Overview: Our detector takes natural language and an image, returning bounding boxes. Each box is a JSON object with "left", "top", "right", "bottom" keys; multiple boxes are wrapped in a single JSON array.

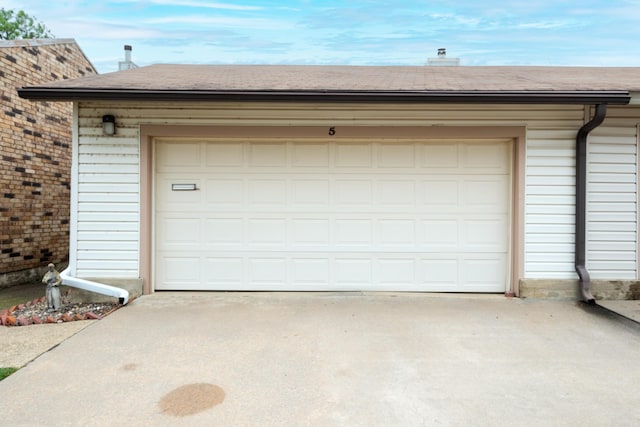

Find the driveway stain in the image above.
[
  {"left": 121, "top": 363, "right": 138, "bottom": 371},
  {"left": 159, "top": 383, "right": 225, "bottom": 416}
]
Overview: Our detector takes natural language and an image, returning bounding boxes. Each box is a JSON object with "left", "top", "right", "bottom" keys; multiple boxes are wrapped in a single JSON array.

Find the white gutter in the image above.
[{"left": 61, "top": 267, "right": 130, "bottom": 305}]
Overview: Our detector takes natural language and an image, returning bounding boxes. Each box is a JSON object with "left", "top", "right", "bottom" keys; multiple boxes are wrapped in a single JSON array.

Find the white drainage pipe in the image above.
[{"left": 61, "top": 267, "right": 129, "bottom": 305}]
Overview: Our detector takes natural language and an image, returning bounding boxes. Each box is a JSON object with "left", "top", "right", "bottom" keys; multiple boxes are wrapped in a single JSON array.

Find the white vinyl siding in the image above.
[
  {"left": 587, "top": 107, "right": 638, "bottom": 279},
  {"left": 524, "top": 109, "right": 639, "bottom": 280},
  {"left": 524, "top": 130, "right": 577, "bottom": 278},
  {"left": 75, "top": 128, "right": 140, "bottom": 278}
]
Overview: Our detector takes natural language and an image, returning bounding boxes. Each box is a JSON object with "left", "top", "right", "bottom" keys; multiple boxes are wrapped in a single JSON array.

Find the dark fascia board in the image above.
[{"left": 17, "top": 88, "right": 632, "bottom": 104}]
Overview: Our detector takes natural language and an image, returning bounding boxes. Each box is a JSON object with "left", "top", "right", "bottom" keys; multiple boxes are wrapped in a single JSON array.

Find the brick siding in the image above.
[{"left": 0, "top": 40, "right": 96, "bottom": 279}]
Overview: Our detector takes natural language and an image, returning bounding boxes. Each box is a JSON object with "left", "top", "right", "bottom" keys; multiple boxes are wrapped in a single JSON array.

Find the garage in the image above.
[{"left": 154, "top": 137, "right": 511, "bottom": 292}]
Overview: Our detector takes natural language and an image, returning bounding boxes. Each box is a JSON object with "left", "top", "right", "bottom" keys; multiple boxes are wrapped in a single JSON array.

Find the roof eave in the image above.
[
  {"left": 17, "top": 88, "right": 632, "bottom": 105},
  {"left": 628, "top": 91, "right": 640, "bottom": 105}
]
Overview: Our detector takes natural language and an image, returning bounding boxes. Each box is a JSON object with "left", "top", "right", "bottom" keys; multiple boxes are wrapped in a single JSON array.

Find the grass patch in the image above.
[{"left": 0, "top": 367, "right": 19, "bottom": 381}]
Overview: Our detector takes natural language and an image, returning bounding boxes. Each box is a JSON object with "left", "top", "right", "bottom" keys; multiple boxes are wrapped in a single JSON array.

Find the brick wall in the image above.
[{"left": 0, "top": 39, "right": 96, "bottom": 284}]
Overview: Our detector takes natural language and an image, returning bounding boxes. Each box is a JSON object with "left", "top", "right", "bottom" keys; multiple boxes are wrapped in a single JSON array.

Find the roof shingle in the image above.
[
  {"left": 18, "top": 64, "right": 640, "bottom": 104},
  {"left": 20, "top": 64, "right": 640, "bottom": 91}
]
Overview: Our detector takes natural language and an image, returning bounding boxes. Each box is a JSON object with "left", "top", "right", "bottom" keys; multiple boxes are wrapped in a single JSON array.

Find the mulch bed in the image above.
[{"left": 0, "top": 290, "right": 119, "bottom": 326}]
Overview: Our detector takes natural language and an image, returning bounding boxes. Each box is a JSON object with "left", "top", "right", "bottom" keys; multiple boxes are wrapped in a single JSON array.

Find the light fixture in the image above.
[{"left": 102, "top": 114, "right": 115, "bottom": 135}]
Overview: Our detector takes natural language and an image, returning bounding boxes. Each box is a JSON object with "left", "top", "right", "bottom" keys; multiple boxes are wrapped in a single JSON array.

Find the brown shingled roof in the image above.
[{"left": 18, "top": 64, "right": 640, "bottom": 104}]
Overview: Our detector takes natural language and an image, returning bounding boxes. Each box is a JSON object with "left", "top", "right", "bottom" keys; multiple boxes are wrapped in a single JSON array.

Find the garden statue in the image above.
[{"left": 42, "top": 263, "right": 62, "bottom": 311}]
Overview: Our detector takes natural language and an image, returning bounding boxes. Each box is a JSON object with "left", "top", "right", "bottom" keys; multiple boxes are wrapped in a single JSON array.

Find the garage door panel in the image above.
[
  {"left": 463, "top": 177, "right": 509, "bottom": 210},
  {"left": 158, "top": 217, "right": 201, "bottom": 246},
  {"left": 335, "top": 258, "right": 373, "bottom": 285},
  {"left": 379, "top": 143, "right": 416, "bottom": 168},
  {"left": 248, "top": 258, "right": 287, "bottom": 285},
  {"left": 205, "top": 143, "right": 244, "bottom": 167},
  {"left": 378, "top": 220, "right": 416, "bottom": 247},
  {"left": 377, "top": 259, "right": 416, "bottom": 284},
  {"left": 205, "top": 257, "right": 244, "bottom": 286},
  {"left": 249, "top": 142, "right": 287, "bottom": 167},
  {"left": 293, "top": 179, "right": 330, "bottom": 205},
  {"left": 248, "top": 180, "right": 287, "bottom": 205},
  {"left": 293, "top": 143, "right": 330, "bottom": 167},
  {"left": 377, "top": 180, "right": 416, "bottom": 206},
  {"left": 160, "top": 256, "right": 201, "bottom": 286},
  {"left": 206, "top": 179, "right": 244, "bottom": 205},
  {"left": 292, "top": 219, "right": 330, "bottom": 246},
  {"left": 205, "top": 219, "right": 243, "bottom": 246},
  {"left": 335, "top": 142, "right": 373, "bottom": 167},
  {"left": 335, "top": 179, "right": 373, "bottom": 205},
  {"left": 155, "top": 139, "right": 510, "bottom": 292},
  {"left": 157, "top": 142, "right": 201, "bottom": 169},
  {"left": 421, "top": 258, "right": 459, "bottom": 288},
  {"left": 421, "top": 219, "right": 459, "bottom": 251},
  {"left": 293, "top": 258, "right": 329, "bottom": 285},
  {"left": 156, "top": 177, "right": 203, "bottom": 208},
  {"left": 463, "top": 218, "right": 509, "bottom": 251},
  {"left": 422, "top": 144, "right": 459, "bottom": 168},
  {"left": 422, "top": 179, "right": 459, "bottom": 208},
  {"left": 335, "top": 219, "right": 373, "bottom": 246},
  {"left": 156, "top": 252, "right": 507, "bottom": 291},
  {"left": 461, "top": 256, "right": 507, "bottom": 290},
  {"left": 462, "top": 142, "right": 510, "bottom": 171},
  {"left": 248, "top": 219, "right": 287, "bottom": 247}
]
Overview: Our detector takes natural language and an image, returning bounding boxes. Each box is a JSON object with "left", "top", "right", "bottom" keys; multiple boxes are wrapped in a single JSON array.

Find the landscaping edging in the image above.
[{"left": 0, "top": 293, "right": 119, "bottom": 326}]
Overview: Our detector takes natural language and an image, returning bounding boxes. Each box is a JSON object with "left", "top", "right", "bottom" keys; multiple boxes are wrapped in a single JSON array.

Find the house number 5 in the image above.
[{"left": 328, "top": 127, "right": 336, "bottom": 136}]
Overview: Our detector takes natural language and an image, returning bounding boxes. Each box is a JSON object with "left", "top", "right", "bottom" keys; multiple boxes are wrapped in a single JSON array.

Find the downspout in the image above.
[
  {"left": 575, "top": 104, "right": 607, "bottom": 304},
  {"left": 61, "top": 267, "right": 130, "bottom": 305}
]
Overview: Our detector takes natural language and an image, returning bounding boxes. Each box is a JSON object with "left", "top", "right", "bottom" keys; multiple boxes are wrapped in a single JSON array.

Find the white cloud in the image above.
[
  {"left": 145, "top": 0, "right": 263, "bottom": 11},
  {"left": 427, "top": 13, "right": 482, "bottom": 27},
  {"left": 40, "top": 14, "right": 164, "bottom": 41},
  {"left": 143, "top": 14, "right": 295, "bottom": 30},
  {"left": 515, "top": 21, "right": 571, "bottom": 29}
]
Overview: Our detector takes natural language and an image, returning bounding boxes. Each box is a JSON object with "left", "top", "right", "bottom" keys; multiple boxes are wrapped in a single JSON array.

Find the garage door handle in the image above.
[{"left": 171, "top": 184, "right": 198, "bottom": 191}]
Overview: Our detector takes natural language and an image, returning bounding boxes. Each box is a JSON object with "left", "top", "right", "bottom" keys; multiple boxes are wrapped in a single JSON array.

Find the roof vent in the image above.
[
  {"left": 118, "top": 45, "right": 138, "bottom": 71},
  {"left": 427, "top": 48, "right": 460, "bottom": 66}
]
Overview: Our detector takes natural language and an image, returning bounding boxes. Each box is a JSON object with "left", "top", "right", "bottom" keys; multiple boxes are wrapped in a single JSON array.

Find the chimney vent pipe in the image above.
[{"left": 119, "top": 45, "right": 138, "bottom": 70}]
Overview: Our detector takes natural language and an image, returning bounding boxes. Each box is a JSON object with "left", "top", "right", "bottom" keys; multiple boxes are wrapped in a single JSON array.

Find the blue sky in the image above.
[{"left": 8, "top": 0, "right": 640, "bottom": 73}]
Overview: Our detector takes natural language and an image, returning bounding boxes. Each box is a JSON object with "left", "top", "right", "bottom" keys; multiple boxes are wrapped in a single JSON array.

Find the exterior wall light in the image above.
[{"left": 102, "top": 114, "right": 116, "bottom": 135}]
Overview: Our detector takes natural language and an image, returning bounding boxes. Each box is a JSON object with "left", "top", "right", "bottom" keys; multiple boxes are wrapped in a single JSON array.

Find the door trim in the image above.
[{"left": 140, "top": 125, "right": 526, "bottom": 295}]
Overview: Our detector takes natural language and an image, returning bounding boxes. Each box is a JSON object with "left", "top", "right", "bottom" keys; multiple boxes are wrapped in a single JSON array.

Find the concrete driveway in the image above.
[{"left": 1, "top": 292, "right": 639, "bottom": 426}]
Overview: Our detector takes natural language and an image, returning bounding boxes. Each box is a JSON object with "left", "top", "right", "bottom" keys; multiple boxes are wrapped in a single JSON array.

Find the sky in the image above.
[{"left": 6, "top": 0, "right": 640, "bottom": 73}]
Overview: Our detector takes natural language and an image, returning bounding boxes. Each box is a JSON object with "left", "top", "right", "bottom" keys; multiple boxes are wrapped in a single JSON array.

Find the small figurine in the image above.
[{"left": 42, "top": 263, "right": 62, "bottom": 311}]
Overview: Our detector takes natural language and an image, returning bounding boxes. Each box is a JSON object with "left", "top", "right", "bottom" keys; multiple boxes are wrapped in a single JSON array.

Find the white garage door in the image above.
[{"left": 155, "top": 138, "right": 510, "bottom": 292}]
